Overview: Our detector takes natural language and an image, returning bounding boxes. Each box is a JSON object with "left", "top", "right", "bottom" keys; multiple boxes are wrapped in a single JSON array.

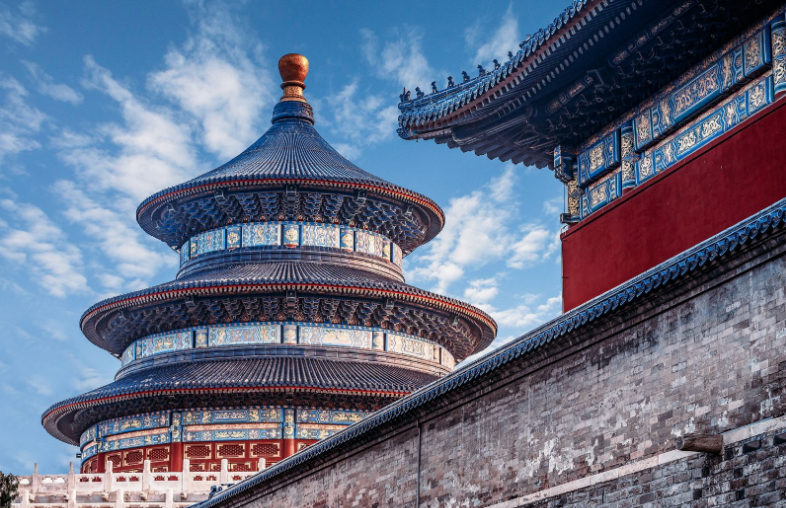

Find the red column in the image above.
[{"left": 170, "top": 442, "right": 183, "bottom": 471}]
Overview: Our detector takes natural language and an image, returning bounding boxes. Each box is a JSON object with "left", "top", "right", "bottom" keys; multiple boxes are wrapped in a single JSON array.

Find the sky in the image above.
[{"left": 0, "top": 0, "right": 568, "bottom": 473}]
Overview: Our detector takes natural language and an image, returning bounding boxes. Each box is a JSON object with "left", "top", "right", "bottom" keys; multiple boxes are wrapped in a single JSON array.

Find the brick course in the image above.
[{"left": 210, "top": 221, "right": 786, "bottom": 507}]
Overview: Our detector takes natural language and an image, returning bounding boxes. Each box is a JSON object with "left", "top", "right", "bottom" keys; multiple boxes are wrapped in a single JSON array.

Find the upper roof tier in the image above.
[
  {"left": 137, "top": 54, "right": 444, "bottom": 254},
  {"left": 396, "top": 0, "right": 781, "bottom": 167}
]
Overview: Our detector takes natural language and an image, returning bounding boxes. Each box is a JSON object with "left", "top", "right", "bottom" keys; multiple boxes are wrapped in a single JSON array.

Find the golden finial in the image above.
[{"left": 278, "top": 53, "right": 309, "bottom": 103}]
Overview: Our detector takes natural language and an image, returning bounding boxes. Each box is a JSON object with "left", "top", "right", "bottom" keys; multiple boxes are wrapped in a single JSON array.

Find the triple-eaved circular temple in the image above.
[{"left": 42, "top": 54, "right": 496, "bottom": 474}]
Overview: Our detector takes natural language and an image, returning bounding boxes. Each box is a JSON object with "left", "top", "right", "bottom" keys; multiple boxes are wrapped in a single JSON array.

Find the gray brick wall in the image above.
[{"left": 222, "top": 234, "right": 786, "bottom": 507}]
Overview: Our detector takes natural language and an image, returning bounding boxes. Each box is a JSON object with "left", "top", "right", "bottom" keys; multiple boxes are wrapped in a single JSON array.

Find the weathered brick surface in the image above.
[{"left": 229, "top": 244, "right": 786, "bottom": 507}]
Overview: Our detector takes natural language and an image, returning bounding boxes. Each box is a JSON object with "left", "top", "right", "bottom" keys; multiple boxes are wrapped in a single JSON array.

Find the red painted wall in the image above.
[
  {"left": 81, "top": 439, "right": 318, "bottom": 473},
  {"left": 562, "top": 97, "right": 786, "bottom": 311}
]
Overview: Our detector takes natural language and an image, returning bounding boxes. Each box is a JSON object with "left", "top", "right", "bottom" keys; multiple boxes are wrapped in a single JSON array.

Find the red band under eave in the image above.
[
  {"left": 80, "top": 282, "right": 498, "bottom": 335},
  {"left": 137, "top": 177, "right": 445, "bottom": 227},
  {"left": 42, "top": 385, "right": 410, "bottom": 426}
]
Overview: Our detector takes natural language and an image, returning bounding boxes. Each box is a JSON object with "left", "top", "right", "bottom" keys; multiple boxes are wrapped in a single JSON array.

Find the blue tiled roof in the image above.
[
  {"left": 42, "top": 357, "right": 439, "bottom": 444},
  {"left": 397, "top": 0, "right": 592, "bottom": 130},
  {"left": 190, "top": 197, "right": 786, "bottom": 508},
  {"left": 79, "top": 262, "right": 497, "bottom": 359},
  {"left": 137, "top": 101, "right": 444, "bottom": 247}
]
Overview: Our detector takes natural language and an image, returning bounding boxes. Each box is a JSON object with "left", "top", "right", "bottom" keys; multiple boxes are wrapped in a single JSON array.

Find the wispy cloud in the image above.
[
  {"left": 148, "top": 1, "right": 275, "bottom": 159},
  {"left": 0, "top": 199, "right": 89, "bottom": 297},
  {"left": 57, "top": 56, "right": 198, "bottom": 204},
  {"left": 54, "top": 180, "right": 174, "bottom": 293},
  {"left": 0, "top": 1, "right": 45, "bottom": 46},
  {"left": 320, "top": 80, "right": 399, "bottom": 159},
  {"left": 466, "top": 4, "right": 520, "bottom": 67},
  {"left": 361, "top": 27, "right": 434, "bottom": 90},
  {"left": 0, "top": 74, "right": 46, "bottom": 165},
  {"left": 407, "top": 165, "right": 559, "bottom": 294},
  {"left": 22, "top": 61, "right": 83, "bottom": 104}
]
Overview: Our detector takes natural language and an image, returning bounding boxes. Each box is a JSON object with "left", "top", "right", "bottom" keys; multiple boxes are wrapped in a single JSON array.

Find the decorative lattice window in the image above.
[
  {"left": 228, "top": 462, "right": 252, "bottom": 472},
  {"left": 251, "top": 443, "right": 280, "bottom": 457},
  {"left": 217, "top": 444, "right": 245, "bottom": 458},
  {"left": 185, "top": 445, "right": 211, "bottom": 459},
  {"left": 297, "top": 442, "right": 310, "bottom": 451},
  {"left": 190, "top": 463, "right": 205, "bottom": 472},
  {"left": 124, "top": 450, "right": 144, "bottom": 465},
  {"left": 148, "top": 447, "right": 170, "bottom": 462},
  {"left": 106, "top": 454, "right": 122, "bottom": 468}
]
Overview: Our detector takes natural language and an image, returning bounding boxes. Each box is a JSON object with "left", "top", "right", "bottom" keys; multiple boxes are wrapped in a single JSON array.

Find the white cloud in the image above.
[
  {"left": 542, "top": 196, "right": 563, "bottom": 215},
  {"left": 407, "top": 165, "right": 559, "bottom": 294},
  {"left": 0, "top": 2, "right": 45, "bottom": 46},
  {"left": 148, "top": 1, "right": 274, "bottom": 159},
  {"left": 53, "top": 180, "right": 174, "bottom": 292},
  {"left": 321, "top": 81, "right": 399, "bottom": 158},
  {"left": 463, "top": 277, "right": 499, "bottom": 305},
  {"left": 467, "top": 5, "right": 520, "bottom": 67},
  {"left": 507, "top": 224, "right": 557, "bottom": 269},
  {"left": 0, "top": 74, "right": 46, "bottom": 164},
  {"left": 22, "top": 61, "right": 83, "bottom": 104},
  {"left": 58, "top": 56, "right": 198, "bottom": 203},
  {"left": 459, "top": 293, "right": 563, "bottom": 366},
  {"left": 361, "top": 27, "right": 434, "bottom": 90},
  {"left": 491, "top": 293, "right": 562, "bottom": 329},
  {"left": 0, "top": 199, "right": 89, "bottom": 297}
]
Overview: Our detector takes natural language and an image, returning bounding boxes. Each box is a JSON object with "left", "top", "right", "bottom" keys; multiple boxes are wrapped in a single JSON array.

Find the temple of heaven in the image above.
[{"left": 41, "top": 54, "right": 496, "bottom": 474}]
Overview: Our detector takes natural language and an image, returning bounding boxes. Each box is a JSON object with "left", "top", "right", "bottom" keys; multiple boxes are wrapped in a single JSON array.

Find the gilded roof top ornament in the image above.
[{"left": 278, "top": 53, "right": 309, "bottom": 103}]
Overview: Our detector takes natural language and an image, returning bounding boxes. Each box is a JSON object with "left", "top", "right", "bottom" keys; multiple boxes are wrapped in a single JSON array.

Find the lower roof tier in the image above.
[
  {"left": 81, "top": 262, "right": 496, "bottom": 360},
  {"left": 43, "top": 356, "right": 440, "bottom": 445}
]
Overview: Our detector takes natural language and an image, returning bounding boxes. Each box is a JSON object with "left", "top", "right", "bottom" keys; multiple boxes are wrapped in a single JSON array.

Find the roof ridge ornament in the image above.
[{"left": 278, "top": 53, "right": 309, "bottom": 103}]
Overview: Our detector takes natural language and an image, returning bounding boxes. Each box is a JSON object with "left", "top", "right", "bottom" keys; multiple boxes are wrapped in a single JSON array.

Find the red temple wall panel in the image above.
[
  {"left": 561, "top": 97, "right": 786, "bottom": 311},
  {"left": 81, "top": 439, "right": 293, "bottom": 473}
]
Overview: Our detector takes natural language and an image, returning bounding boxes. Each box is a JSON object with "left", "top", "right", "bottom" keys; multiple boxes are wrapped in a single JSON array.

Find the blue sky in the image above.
[{"left": 0, "top": 0, "right": 566, "bottom": 473}]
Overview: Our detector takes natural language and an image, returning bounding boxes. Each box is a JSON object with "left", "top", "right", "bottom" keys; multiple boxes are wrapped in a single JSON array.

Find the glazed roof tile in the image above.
[
  {"left": 42, "top": 357, "right": 438, "bottom": 444},
  {"left": 79, "top": 262, "right": 497, "bottom": 358},
  {"left": 137, "top": 102, "right": 444, "bottom": 247}
]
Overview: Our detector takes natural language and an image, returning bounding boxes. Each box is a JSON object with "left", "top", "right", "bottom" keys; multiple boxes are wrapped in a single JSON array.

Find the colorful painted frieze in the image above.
[
  {"left": 208, "top": 324, "right": 280, "bottom": 347},
  {"left": 136, "top": 331, "right": 193, "bottom": 359},
  {"left": 182, "top": 407, "right": 282, "bottom": 425},
  {"left": 225, "top": 225, "right": 242, "bottom": 250},
  {"left": 301, "top": 223, "right": 340, "bottom": 248},
  {"left": 182, "top": 222, "right": 403, "bottom": 267},
  {"left": 120, "top": 344, "right": 135, "bottom": 366},
  {"left": 577, "top": 131, "right": 620, "bottom": 187},
  {"left": 195, "top": 229, "right": 225, "bottom": 256},
  {"left": 242, "top": 223, "right": 281, "bottom": 247},
  {"left": 297, "top": 409, "right": 366, "bottom": 425},
  {"left": 772, "top": 17, "right": 786, "bottom": 94},
  {"left": 101, "top": 429, "right": 170, "bottom": 452},
  {"left": 99, "top": 411, "right": 170, "bottom": 437},
  {"left": 392, "top": 243, "right": 403, "bottom": 266},
  {"left": 180, "top": 240, "right": 190, "bottom": 265},
  {"left": 386, "top": 333, "right": 434, "bottom": 361},
  {"left": 183, "top": 423, "right": 281, "bottom": 442},
  {"left": 282, "top": 223, "right": 300, "bottom": 247},
  {"left": 633, "top": 27, "right": 771, "bottom": 151},
  {"left": 299, "top": 326, "right": 372, "bottom": 349},
  {"left": 81, "top": 443, "right": 98, "bottom": 460},
  {"left": 195, "top": 329, "right": 208, "bottom": 348},
  {"left": 296, "top": 423, "right": 346, "bottom": 440},
  {"left": 80, "top": 425, "right": 97, "bottom": 448},
  {"left": 637, "top": 75, "right": 774, "bottom": 185},
  {"left": 581, "top": 173, "right": 623, "bottom": 217},
  {"left": 339, "top": 228, "right": 355, "bottom": 251}
]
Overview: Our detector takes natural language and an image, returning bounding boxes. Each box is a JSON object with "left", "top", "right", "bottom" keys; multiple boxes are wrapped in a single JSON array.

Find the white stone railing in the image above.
[{"left": 12, "top": 459, "right": 265, "bottom": 508}]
